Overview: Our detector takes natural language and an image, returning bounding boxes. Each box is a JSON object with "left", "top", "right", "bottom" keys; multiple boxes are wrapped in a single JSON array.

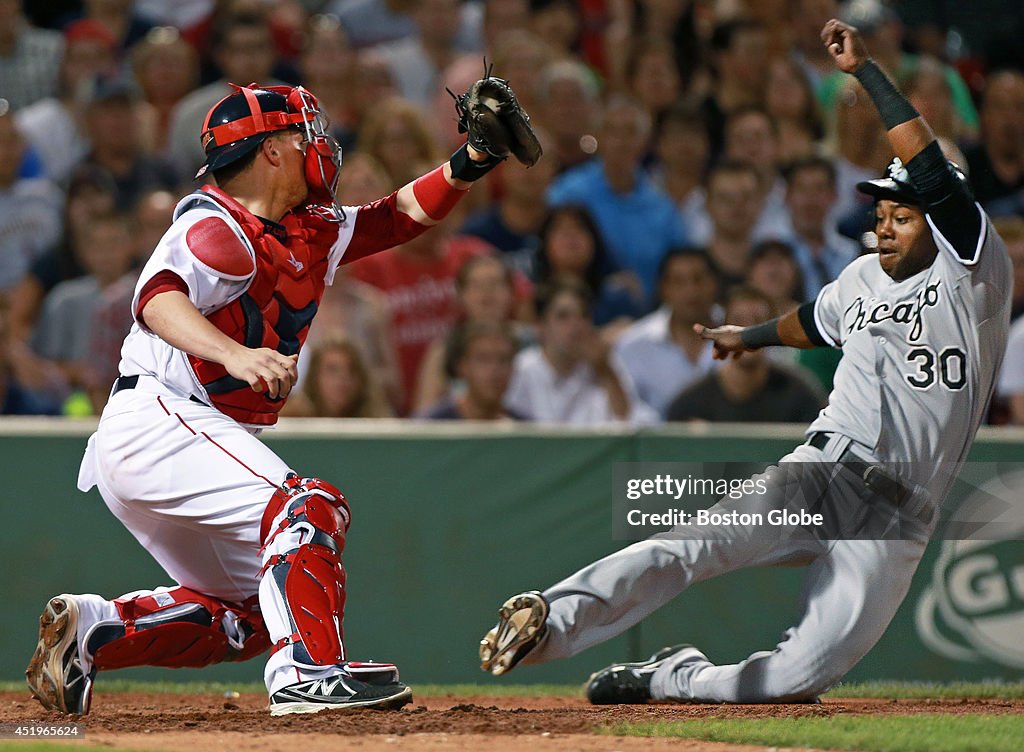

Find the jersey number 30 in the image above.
[{"left": 905, "top": 346, "right": 967, "bottom": 390}]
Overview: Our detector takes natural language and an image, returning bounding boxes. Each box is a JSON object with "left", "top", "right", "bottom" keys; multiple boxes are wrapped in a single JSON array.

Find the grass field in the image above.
[{"left": 604, "top": 715, "right": 1024, "bottom": 752}]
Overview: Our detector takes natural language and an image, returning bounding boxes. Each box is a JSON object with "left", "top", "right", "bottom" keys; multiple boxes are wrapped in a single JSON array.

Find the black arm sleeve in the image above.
[
  {"left": 905, "top": 140, "right": 984, "bottom": 263},
  {"left": 798, "top": 301, "right": 829, "bottom": 347}
]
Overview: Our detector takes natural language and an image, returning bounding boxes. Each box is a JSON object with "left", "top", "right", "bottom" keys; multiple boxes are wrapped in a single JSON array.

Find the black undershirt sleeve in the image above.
[
  {"left": 905, "top": 141, "right": 983, "bottom": 263},
  {"left": 798, "top": 301, "right": 829, "bottom": 347}
]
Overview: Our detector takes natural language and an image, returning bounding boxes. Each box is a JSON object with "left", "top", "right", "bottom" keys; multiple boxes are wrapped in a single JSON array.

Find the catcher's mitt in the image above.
[{"left": 451, "top": 74, "right": 542, "bottom": 167}]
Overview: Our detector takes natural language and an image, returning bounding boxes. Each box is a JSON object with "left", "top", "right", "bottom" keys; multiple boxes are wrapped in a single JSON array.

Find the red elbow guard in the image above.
[{"left": 412, "top": 165, "right": 466, "bottom": 221}]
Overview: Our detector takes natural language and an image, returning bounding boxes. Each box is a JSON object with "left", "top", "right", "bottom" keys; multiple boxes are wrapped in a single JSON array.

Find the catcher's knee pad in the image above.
[
  {"left": 259, "top": 473, "right": 351, "bottom": 667},
  {"left": 88, "top": 588, "right": 269, "bottom": 671}
]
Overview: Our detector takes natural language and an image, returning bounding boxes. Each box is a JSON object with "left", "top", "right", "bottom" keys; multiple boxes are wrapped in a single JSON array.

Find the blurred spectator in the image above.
[
  {"left": 782, "top": 155, "right": 859, "bottom": 299},
  {"left": 0, "top": 108, "right": 63, "bottom": 292},
  {"left": 701, "top": 19, "right": 769, "bottom": 159},
  {"left": 963, "top": 70, "right": 1024, "bottom": 216},
  {"left": 651, "top": 104, "right": 711, "bottom": 239},
  {"left": 627, "top": 40, "right": 682, "bottom": 124},
  {"left": 419, "top": 321, "right": 523, "bottom": 421},
  {"left": 377, "top": 0, "right": 479, "bottom": 111},
  {"left": 31, "top": 210, "right": 136, "bottom": 404},
  {"left": 831, "top": 80, "right": 892, "bottom": 232},
  {"left": 304, "top": 153, "right": 401, "bottom": 409},
  {"left": 533, "top": 204, "right": 646, "bottom": 326},
  {"left": 283, "top": 338, "right": 393, "bottom": 419},
  {"left": 177, "top": 0, "right": 304, "bottom": 85},
  {"left": 992, "top": 216, "right": 1024, "bottom": 322},
  {"left": 603, "top": 0, "right": 701, "bottom": 96},
  {"left": 413, "top": 254, "right": 524, "bottom": 414},
  {"left": 722, "top": 106, "right": 790, "bottom": 242},
  {"left": 13, "top": 20, "right": 117, "bottom": 183},
  {"left": 459, "top": 127, "right": 557, "bottom": 277},
  {"left": 357, "top": 97, "right": 444, "bottom": 191},
  {"left": 0, "top": 0, "right": 63, "bottom": 111},
  {"left": 534, "top": 60, "right": 601, "bottom": 173},
  {"left": 131, "top": 188, "right": 176, "bottom": 262},
  {"left": 328, "top": 0, "right": 482, "bottom": 51},
  {"left": 166, "top": 12, "right": 280, "bottom": 182},
  {"left": 135, "top": 0, "right": 212, "bottom": 30},
  {"left": 614, "top": 248, "right": 720, "bottom": 418},
  {"left": 506, "top": 279, "right": 646, "bottom": 424},
  {"left": 347, "top": 222, "right": 494, "bottom": 415},
  {"left": 299, "top": 15, "right": 359, "bottom": 155},
  {"left": 764, "top": 57, "right": 824, "bottom": 164},
  {"left": 0, "top": 293, "right": 31, "bottom": 411},
  {"left": 7, "top": 166, "right": 116, "bottom": 342},
  {"left": 999, "top": 311, "right": 1024, "bottom": 424},
  {"left": 788, "top": 0, "right": 839, "bottom": 90},
  {"left": 73, "top": 0, "right": 156, "bottom": 52},
  {"left": 131, "top": 27, "right": 201, "bottom": 153},
  {"left": 746, "top": 239, "right": 805, "bottom": 316},
  {"left": 79, "top": 76, "right": 178, "bottom": 208},
  {"left": 347, "top": 49, "right": 398, "bottom": 131},
  {"left": 86, "top": 188, "right": 175, "bottom": 410},
  {"left": 904, "top": 55, "right": 969, "bottom": 144},
  {"left": 528, "top": 0, "right": 579, "bottom": 62},
  {"left": 548, "top": 96, "right": 687, "bottom": 304},
  {"left": 702, "top": 160, "right": 761, "bottom": 288},
  {"left": 665, "top": 286, "right": 825, "bottom": 422}
]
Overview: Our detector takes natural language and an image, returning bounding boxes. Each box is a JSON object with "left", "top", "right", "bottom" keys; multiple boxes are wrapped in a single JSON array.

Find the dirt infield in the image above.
[{"left": 3, "top": 691, "right": 1020, "bottom": 752}]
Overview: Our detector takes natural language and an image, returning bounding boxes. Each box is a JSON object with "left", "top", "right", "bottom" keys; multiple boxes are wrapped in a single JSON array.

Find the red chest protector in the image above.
[{"left": 187, "top": 187, "right": 340, "bottom": 425}]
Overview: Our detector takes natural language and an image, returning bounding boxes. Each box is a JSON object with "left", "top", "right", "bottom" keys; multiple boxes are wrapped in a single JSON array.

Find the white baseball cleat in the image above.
[
  {"left": 479, "top": 590, "right": 549, "bottom": 676},
  {"left": 26, "top": 595, "right": 96, "bottom": 715}
]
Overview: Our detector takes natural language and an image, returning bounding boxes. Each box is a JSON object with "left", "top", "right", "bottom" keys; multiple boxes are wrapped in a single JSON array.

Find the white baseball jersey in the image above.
[
  {"left": 115, "top": 192, "right": 357, "bottom": 408},
  {"left": 809, "top": 204, "right": 1011, "bottom": 498}
]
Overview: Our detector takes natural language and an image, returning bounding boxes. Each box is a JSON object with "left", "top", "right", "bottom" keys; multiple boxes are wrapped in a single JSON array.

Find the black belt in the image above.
[
  {"left": 808, "top": 432, "right": 913, "bottom": 506},
  {"left": 113, "top": 375, "right": 206, "bottom": 405}
]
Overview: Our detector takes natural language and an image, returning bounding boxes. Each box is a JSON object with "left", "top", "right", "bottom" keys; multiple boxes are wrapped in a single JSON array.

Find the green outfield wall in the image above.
[{"left": 2, "top": 419, "right": 1022, "bottom": 687}]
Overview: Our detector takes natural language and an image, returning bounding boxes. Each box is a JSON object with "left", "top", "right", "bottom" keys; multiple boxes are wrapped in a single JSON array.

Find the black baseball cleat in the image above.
[
  {"left": 269, "top": 664, "right": 413, "bottom": 716},
  {"left": 479, "top": 590, "right": 548, "bottom": 676},
  {"left": 585, "top": 645, "right": 702, "bottom": 705},
  {"left": 26, "top": 595, "right": 96, "bottom": 716}
]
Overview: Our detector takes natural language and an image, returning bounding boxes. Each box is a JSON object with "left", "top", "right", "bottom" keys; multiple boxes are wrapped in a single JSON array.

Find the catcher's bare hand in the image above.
[
  {"left": 224, "top": 347, "right": 298, "bottom": 400},
  {"left": 821, "top": 18, "right": 869, "bottom": 74},
  {"left": 452, "top": 74, "right": 542, "bottom": 166},
  {"left": 694, "top": 323, "right": 751, "bottom": 361}
]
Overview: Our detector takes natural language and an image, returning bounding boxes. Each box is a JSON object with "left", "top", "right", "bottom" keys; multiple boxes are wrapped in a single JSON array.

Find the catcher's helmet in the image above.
[
  {"left": 197, "top": 85, "right": 299, "bottom": 179},
  {"left": 196, "top": 83, "right": 344, "bottom": 221}
]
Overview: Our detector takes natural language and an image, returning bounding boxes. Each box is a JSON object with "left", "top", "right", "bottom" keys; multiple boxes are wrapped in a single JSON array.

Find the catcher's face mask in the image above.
[{"left": 199, "top": 83, "right": 345, "bottom": 222}]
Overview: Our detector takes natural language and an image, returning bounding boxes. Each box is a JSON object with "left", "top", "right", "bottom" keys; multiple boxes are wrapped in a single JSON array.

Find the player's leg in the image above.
[
  {"left": 257, "top": 473, "right": 411, "bottom": 714},
  {"left": 645, "top": 536, "right": 927, "bottom": 703},
  {"left": 29, "top": 390, "right": 406, "bottom": 715},
  {"left": 482, "top": 451, "right": 831, "bottom": 675}
]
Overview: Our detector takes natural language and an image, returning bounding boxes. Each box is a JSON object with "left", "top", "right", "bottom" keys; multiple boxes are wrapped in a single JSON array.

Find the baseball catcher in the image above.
[{"left": 26, "top": 75, "right": 539, "bottom": 716}]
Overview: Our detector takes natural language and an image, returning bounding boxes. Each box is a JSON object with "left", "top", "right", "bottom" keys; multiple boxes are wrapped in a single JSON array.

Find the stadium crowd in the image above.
[{"left": 0, "top": 0, "right": 1022, "bottom": 424}]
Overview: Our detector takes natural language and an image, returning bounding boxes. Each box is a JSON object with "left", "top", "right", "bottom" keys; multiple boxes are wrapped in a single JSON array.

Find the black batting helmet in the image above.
[{"left": 857, "top": 156, "right": 969, "bottom": 206}]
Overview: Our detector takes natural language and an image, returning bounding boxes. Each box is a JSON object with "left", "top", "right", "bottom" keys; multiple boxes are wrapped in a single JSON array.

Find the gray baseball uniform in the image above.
[{"left": 520, "top": 203, "right": 1011, "bottom": 702}]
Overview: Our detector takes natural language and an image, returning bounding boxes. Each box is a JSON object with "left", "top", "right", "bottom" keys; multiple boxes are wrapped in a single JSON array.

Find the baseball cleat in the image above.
[
  {"left": 26, "top": 595, "right": 96, "bottom": 716},
  {"left": 585, "top": 644, "right": 703, "bottom": 705},
  {"left": 479, "top": 590, "right": 548, "bottom": 676},
  {"left": 269, "top": 666, "right": 412, "bottom": 716}
]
